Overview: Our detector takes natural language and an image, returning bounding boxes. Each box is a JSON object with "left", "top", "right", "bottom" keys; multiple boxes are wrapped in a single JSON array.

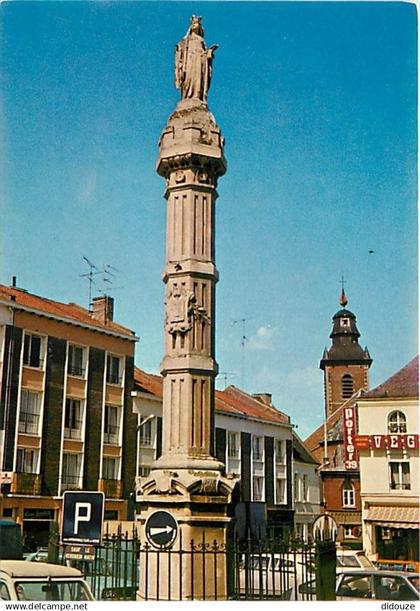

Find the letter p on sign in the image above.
[{"left": 74, "top": 502, "right": 91, "bottom": 534}]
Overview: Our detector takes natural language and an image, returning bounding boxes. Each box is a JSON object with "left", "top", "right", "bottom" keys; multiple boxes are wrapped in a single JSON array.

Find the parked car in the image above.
[
  {"left": 0, "top": 560, "right": 94, "bottom": 601},
  {"left": 24, "top": 542, "right": 137, "bottom": 600},
  {"left": 0, "top": 521, "right": 22, "bottom": 560},
  {"left": 69, "top": 544, "right": 137, "bottom": 600},
  {"left": 336, "top": 570, "right": 419, "bottom": 601},
  {"left": 336, "top": 548, "right": 373, "bottom": 570},
  {"left": 24, "top": 548, "right": 66, "bottom": 564},
  {"left": 237, "top": 552, "right": 315, "bottom": 600},
  {"left": 298, "top": 570, "right": 419, "bottom": 601},
  {"left": 24, "top": 548, "right": 49, "bottom": 563}
]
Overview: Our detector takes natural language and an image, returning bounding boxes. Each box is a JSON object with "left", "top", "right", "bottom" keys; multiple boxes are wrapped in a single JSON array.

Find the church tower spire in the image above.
[{"left": 320, "top": 289, "right": 372, "bottom": 417}]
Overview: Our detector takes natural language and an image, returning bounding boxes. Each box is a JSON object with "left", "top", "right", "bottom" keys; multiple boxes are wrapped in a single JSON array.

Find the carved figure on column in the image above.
[
  {"left": 175, "top": 16, "right": 218, "bottom": 103},
  {"left": 166, "top": 285, "right": 195, "bottom": 336},
  {"left": 165, "top": 285, "right": 211, "bottom": 337}
]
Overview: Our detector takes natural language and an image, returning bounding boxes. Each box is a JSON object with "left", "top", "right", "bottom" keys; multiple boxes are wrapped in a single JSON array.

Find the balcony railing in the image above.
[
  {"left": 106, "top": 373, "right": 123, "bottom": 385},
  {"left": 11, "top": 473, "right": 42, "bottom": 495},
  {"left": 390, "top": 482, "right": 411, "bottom": 490},
  {"left": 64, "top": 421, "right": 83, "bottom": 440},
  {"left": 18, "top": 413, "right": 40, "bottom": 435},
  {"left": 67, "top": 364, "right": 86, "bottom": 377},
  {"left": 104, "top": 425, "right": 120, "bottom": 445},
  {"left": 23, "top": 357, "right": 45, "bottom": 370},
  {"left": 60, "top": 475, "right": 82, "bottom": 493},
  {"left": 99, "top": 478, "right": 122, "bottom": 499},
  {"left": 139, "top": 434, "right": 153, "bottom": 447}
]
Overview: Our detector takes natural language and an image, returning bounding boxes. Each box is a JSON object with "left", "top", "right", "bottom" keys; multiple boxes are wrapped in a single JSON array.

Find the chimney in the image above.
[
  {"left": 11, "top": 276, "right": 16, "bottom": 287},
  {"left": 253, "top": 393, "right": 272, "bottom": 406},
  {"left": 91, "top": 295, "right": 114, "bottom": 324}
]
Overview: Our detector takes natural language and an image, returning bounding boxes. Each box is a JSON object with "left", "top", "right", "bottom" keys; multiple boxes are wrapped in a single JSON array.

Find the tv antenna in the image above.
[
  {"left": 97, "top": 264, "right": 123, "bottom": 297},
  {"left": 80, "top": 259, "right": 122, "bottom": 310},
  {"left": 232, "top": 316, "right": 255, "bottom": 389},
  {"left": 80, "top": 256, "right": 102, "bottom": 311},
  {"left": 218, "top": 371, "right": 237, "bottom": 390}
]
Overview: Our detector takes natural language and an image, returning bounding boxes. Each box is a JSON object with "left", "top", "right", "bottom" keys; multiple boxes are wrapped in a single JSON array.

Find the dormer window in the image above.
[
  {"left": 341, "top": 374, "right": 354, "bottom": 399},
  {"left": 388, "top": 411, "right": 407, "bottom": 434},
  {"left": 340, "top": 318, "right": 350, "bottom": 328}
]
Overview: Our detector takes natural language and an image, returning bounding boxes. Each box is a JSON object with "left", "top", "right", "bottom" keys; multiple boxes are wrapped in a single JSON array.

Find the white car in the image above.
[
  {"left": 0, "top": 561, "right": 94, "bottom": 601},
  {"left": 237, "top": 552, "right": 315, "bottom": 600},
  {"left": 336, "top": 548, "right": 373, "bottom": 570},
  {"left": 298, "top": 569, "right": 420, "bottom": 601},
  {"left": 336, "top": 569, "right": 419, "bottom": 601}
]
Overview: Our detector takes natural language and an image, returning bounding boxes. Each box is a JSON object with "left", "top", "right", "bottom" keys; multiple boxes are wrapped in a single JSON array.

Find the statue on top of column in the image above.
[{"left": 175, "top": 16, "right": 218, "bottom": 103}]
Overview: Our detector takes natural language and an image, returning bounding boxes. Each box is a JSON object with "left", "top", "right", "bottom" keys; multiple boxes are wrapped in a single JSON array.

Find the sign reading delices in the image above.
[{"left": 343, "top": 406, "right": 358, "bottom": 469}]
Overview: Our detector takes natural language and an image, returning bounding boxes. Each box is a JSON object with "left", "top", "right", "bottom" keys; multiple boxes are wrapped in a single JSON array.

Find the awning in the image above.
[
  {"left": 365, "top": 505, "right": 419, "bottom": 529},
  {"left": 330, "top": 511, "right": 362, "bottom": 525}
]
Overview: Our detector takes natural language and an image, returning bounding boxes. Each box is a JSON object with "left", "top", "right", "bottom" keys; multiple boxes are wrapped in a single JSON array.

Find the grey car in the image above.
[{"left": 336, "top": 569, "right": 419, "bottom": 601}]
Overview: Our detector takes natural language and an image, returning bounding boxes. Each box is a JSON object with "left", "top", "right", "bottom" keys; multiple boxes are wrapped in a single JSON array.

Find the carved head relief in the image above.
[
  {"left": 197, "top": 171, "right": 210, "bottom": 184},
  {"left": 174, "top": 170, "right": 186, "bottom": 183}
]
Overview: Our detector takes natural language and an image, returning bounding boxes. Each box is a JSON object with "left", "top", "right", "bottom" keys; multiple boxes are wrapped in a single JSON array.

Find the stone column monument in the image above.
[{"left": 136, "top": 16, "right": 237, "bottom": 600}]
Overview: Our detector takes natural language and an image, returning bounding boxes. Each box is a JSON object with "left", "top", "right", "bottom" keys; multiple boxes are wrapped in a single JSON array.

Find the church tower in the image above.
[{"left": 320, "top": 289, "right": 372, "bottom": 418}]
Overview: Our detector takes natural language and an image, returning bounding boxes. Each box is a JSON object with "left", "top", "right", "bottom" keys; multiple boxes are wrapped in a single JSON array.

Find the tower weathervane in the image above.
[{"left": 340, "top": 273, "right": 348, "bottom": 307}]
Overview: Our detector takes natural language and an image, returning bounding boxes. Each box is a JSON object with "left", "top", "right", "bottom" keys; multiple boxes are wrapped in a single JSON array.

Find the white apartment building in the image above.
[
  {"left": 356, "top": 357, "right": 419, "bottom": 565},
  {"left": 132, "top": 368, "right": 320, "bottom": 539}
]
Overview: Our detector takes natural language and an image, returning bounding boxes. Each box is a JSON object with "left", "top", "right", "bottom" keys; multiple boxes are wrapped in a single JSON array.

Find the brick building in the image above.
[
  {"left": 0, "top": 283, "right": 137, "bottom": 546},
  {"left": 320, "top": 288, "right": 372, "bottom": 418},
  {"left": 305, "top": 290, "right": 372, "bottom": 547},
  {"left": 133, "top": 368, "right": 320, "bottom": 540}
]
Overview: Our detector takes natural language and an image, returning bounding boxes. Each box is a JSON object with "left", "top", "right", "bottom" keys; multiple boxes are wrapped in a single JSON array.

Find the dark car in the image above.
[{"left": 336, "top": 569, "right": 419, "bottom": 601}]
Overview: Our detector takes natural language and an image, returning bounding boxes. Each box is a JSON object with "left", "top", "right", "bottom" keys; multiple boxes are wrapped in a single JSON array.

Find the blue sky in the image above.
[{"left": 0, "top": 1, "right": 417, "bottom": 438}]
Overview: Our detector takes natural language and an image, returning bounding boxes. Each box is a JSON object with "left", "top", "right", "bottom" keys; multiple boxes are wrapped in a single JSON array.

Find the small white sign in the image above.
[{"left": 0, "top": 472, "right": 13, "bottom": 484}]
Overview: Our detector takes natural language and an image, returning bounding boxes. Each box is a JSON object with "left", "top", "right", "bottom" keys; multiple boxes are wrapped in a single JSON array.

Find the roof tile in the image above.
[
  {"left": 362, "top": 356, "right": 418, "bottom": 399},
  {"left": 134, "top": 368, "right": 290, "bottom": 425},
  {"left": 0, "top": 284, "right": 135, "bottom": 338}
]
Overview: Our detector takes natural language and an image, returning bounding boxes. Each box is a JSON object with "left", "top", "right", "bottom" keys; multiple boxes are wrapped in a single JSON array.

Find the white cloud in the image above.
[
  {"left": 247, "top": 325, "right": 278, "bottom": 351},
  {"left": 243, "top": 363, "right": 324, "bottom": 438},
  {"left": 76, "top": 170, "right": 97, "bottom": 203}
]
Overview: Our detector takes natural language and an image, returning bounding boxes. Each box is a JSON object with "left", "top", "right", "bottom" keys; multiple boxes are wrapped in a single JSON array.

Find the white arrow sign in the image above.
[
  {"left": 145, "top": 510, "right": 178, "bottom": 549},
  {"left": 150, "top": 525, "right": 174, "bottom": 536}
]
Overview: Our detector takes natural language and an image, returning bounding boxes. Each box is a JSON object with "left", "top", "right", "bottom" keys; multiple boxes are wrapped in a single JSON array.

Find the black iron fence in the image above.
[
  {"left": 233, "top": 537, "right": 316, "bottom": 601},
  {"left": 70, "top": 527, "right": 140, "bottom": 601},
  {"left": 57, "top": 527, "right": 317, "bottom": 601},
  {"left": 138, "top": 531, "right": 230, "bottom": 601},
  {"left": 88, "top": 531, "right": 315, "bottom": 600}
]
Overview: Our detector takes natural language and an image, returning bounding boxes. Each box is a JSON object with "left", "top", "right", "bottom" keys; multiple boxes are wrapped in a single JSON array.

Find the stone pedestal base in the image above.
[{"left": 136, "top": 469, "right": 237, "bottom": 601}]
